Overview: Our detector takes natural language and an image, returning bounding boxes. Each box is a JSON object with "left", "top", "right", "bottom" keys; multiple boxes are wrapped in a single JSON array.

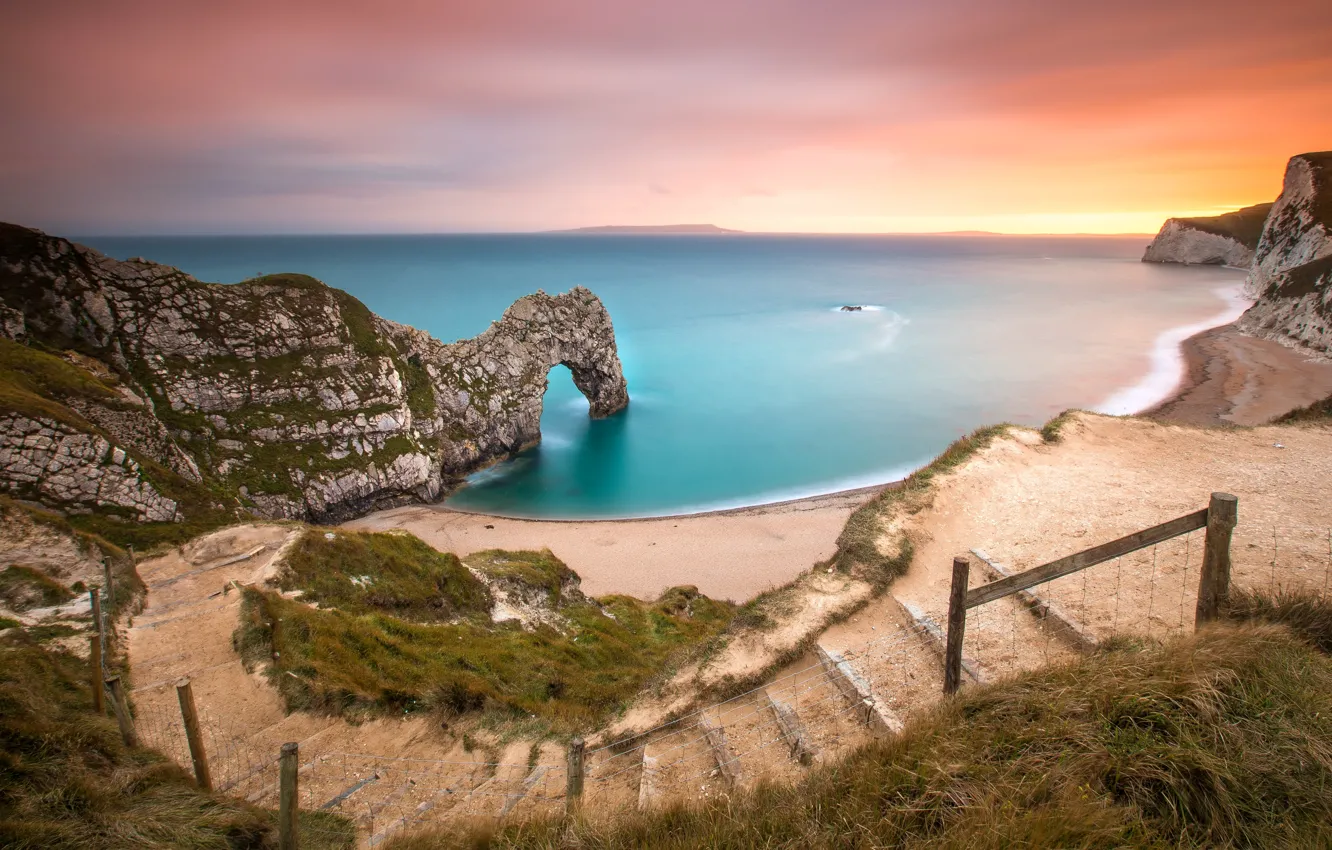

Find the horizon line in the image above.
[{"left": 67, "top": 228, "right": 1159, "bottom": 239}]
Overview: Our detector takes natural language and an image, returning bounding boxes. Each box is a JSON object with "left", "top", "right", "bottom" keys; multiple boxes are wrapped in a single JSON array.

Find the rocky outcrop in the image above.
[
  {"left": 1142, "top": 203, "right": 1272, "bottom": 267},
  {"left": 1238, "top": 153, "right": 1332, "bottom": 354},
  {"left": 0, "top": 222, "right": 629, "bottom": 523},
  {"left": 0, "top": 413, "right": 179, "bottom": 521}
]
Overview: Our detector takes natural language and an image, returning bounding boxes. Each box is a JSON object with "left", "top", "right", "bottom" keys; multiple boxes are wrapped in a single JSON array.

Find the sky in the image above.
[{"left": 1, "top": 0, "right": 1330, "bottom": 235}]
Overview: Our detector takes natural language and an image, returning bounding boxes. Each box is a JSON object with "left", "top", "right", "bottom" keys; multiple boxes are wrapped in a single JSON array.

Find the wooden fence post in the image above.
[
  {"left": 89, "top": 635, "right": 105, "bottom": 714},
  {"left": 176, "top": 678, "right": 213, "bottom": 791},
  {"left": 90, "top": 587, "right": 106, "bottom": 674},
  {"left": 279, "top": 742, "right": 299, "bottom": 850},
  {"left": 566, "top": 737, "right": 585, "bottom": 815},
  {"left": 105, "top": 675, "right": 138, "bottom": 747},
  {"left": 103, "top": 558, "right": 114, "bottom": 614},
  {"left": 943, "top": 556, "right": 970, "bottom": 695},
  {"left": 1196, "top": 492, "right": 1238, "bottom": 627}
]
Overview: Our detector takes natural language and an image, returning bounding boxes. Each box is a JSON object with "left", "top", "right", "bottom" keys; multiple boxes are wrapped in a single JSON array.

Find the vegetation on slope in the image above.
[
  {"left": 1273, "top": 390, "right": 1332, "bottom": 423},
  {"left": 386, "top": 621, "right": 1332, "bottom": 850},
  {"left": 0, "top": 631, "right": 354, "bottom": 849},
  {"left": 1175, "top": 202, "right": 1274, "bottom": 249},
  {"left": 235, "top": 533, "right": 734, "bottom": 730},
  {"left": 278, "top": 529, "right": 492, "bottom": 623},
  {"left": 0, "top": 337, "right": 122, "bottom": 429},
  {"left": 833, "top": 423, "right": 1013, "bottom": 583}
]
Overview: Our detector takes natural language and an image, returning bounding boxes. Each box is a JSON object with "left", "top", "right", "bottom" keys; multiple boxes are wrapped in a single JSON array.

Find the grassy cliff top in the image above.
[{"left": 1175, "top": 202, "right": 1274, "bottom": 249}]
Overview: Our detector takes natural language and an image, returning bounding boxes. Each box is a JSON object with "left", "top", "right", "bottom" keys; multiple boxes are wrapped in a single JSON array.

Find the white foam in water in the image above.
[
  {"left": 637, "top": 459, "right": 930, "bottom": 519},
  {"left": 1094, "top": 284, "right": 1253, "bottom": 416},
  {"left": 833, "top": 309, "right": 909, "bottom": 361}
]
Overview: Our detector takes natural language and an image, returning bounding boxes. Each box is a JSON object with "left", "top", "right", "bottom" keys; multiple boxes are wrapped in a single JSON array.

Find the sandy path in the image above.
[
  {"left": 825, "top": 414, "right": 1332, "bottom": 688},
  {"left": 126, "top": 524, "right": 571, "bottom": 843},
  {"left": 1148, "top": 324, "right": 1332, "bottom": 427},
  {"left": 342, "top": 488, "right": 876, "bottom": 602}
]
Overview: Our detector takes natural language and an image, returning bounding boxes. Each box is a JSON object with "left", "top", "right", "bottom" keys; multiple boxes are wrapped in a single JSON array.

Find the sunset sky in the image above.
[{"left": 2, "top": 0, "right": 1329, "bottom": 235}]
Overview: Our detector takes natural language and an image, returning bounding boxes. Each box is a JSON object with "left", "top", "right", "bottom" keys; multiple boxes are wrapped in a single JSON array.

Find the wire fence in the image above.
[
  {"left": 960, "top": 521, "right": 1332, "bottom": 682},
  {"left": 124, "top": 514, "right": 1332, "bottom": 846}
]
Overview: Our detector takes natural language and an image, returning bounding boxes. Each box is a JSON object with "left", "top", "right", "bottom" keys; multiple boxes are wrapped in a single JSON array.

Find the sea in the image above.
[{"left": 80, "top": 234, "right": 1248, "bottom": 519}]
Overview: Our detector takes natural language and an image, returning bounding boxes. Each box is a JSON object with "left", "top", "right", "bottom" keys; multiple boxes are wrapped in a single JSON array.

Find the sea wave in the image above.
[{"left": 1093, "top": 284, "right": 1252, "bottom": 416}]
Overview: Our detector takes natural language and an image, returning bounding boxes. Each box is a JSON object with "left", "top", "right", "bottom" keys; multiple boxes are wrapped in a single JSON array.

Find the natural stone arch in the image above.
[{"left": 395, "top": 286, "right": 631, "bottom": 477}]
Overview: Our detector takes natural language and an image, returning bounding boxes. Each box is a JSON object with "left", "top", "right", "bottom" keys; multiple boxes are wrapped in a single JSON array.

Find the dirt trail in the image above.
[
  {"left": 127, "top": 524, "right": 570, "bottom": 844},
  {"left": 825, "top": 414, "right": 1332, "bottom": 683},
  {"left": 123, "top": 413, "right": 1332, "bottom": 840}
]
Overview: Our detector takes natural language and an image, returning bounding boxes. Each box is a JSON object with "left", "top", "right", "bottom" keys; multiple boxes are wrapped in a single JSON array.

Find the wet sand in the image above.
[{"left": 1146, "top": 324, "right": 1332, "bottom": 426}]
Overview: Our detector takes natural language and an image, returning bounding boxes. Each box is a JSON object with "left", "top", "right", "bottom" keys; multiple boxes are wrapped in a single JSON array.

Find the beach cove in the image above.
[{"left": 347, "top": 317, "right": 1332, "bottom": 602}]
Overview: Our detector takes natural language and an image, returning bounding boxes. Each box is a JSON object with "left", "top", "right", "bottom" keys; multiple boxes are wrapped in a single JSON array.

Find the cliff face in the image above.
[
  {"left": 0, "top": 223, "right": 628, "bottom": 526},
  {"left": 1238, "top": 152, "right": 1332, "bottom": 354},
  {"left": 1141, "top": 203, "right": 1272, "bottom": 267}
]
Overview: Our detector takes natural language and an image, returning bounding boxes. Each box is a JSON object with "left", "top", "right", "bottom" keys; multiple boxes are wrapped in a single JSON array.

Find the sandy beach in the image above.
[
  {"left": 347, "top": 323, "right": 1332, "bottom": 605},
  {"left": 343, "top": 488, "right": 880, "bottom": 602},
  {"left": 1146, "top": 323, "right": 1332, "bottom": 426}
]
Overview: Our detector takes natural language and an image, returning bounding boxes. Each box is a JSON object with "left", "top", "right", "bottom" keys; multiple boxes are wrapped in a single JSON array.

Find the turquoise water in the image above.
[{"left": 82, "top": 234, "right": 1245, "bottom": 518}]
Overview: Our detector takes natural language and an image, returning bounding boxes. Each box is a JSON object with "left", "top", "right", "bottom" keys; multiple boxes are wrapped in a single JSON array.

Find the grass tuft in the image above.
[
  {"left": 279, "top": 529, "right": 493, "bottom": 623},
  {"left": 0, "top": 631, "right": 354, "bottom": 848},
  {"left": 236, "top": 544, "right": 734, "bottom": 731},
  {"left": 1223, "top": 586, "right": 1332, "bottom": 652},
  {"left": 833, "top": 424, "right": 1011, "bottom": 582},
  {"left": 384, "top": 623, "right": 1332, "bottom": 849}
]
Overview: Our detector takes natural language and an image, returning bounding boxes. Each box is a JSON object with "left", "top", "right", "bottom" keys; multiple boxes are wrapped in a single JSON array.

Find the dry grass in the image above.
[
  {"left": 384, "top": 620, "right": 1332, "bottom": 849},
  {"left": 833, "top": 423, "right": 1012, "bottom": 583},
  {"left": 0, "top": 631, "right": 354, "bottom": 849},
  {"left": 235, "top": 542, "right": 734, "bottom": 730}
]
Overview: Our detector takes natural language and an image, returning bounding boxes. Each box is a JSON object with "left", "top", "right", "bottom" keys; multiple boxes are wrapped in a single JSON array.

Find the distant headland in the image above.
[{"left": 546, "top": 223, "right": 742, "bottom": 234}]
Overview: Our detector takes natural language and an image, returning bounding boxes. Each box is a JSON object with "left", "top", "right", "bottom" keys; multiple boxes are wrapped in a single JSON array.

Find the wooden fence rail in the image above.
[{"left": 944, "top": 492, "right": 1237, "bottom": 694}]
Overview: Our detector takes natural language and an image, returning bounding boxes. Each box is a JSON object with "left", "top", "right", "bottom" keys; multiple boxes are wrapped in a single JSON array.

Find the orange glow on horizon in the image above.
[{"left": 0, "top": 1, "right": 1328, "bottom": 235}]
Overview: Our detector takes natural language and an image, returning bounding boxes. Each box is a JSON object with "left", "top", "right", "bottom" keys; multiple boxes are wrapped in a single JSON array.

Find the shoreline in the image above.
[
  {"left": 438, "top": 283, "right": 1253, "bottom": 526},
  {"left": 437, "top": 481, "right": 894, "bottom": 524},
  {"left": 348, "top": 302, "right": 1332, "bottom": 602},
  {"left": 1144, "top": 323, "right": 1332, "bottom": 426}
]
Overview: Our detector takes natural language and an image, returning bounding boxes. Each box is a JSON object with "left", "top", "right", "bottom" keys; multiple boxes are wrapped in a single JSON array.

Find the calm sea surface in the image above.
[{"left": 81, "top": 234, "right": 1246, "bottom": 518}]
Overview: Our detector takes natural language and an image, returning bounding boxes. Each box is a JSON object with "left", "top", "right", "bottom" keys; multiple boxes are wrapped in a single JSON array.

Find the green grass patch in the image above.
[
  {"left": 279, "top": 529, "right": 493, "bottom": 623},
  {"left": 834, "top": 424, "right": 1011, "bottom": 583},
  {"left": 0, "top": 631, "right": 354, "bottom": 849},
  {"left": 0, "top": 338, "right": 120, "bottom": 428},
  {"left": 465, "top": 549, "right": 580, "bottom": 606},
  {"left": 386, "top": 623, "right": 1332, "bottom": 850},
  {"left": 0, "top": 565, "right": 75, "bottom": 612},
  {"left": 235, "top": 554, "right": 733, "bottom": 730}
]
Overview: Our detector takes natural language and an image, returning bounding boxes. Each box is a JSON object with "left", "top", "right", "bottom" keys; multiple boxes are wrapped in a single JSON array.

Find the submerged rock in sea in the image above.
[
  {"left": 840, "top": 305, "right": 864, "bottom": 312},
  {"left": 1238, "top": 151, "right": 1332, "bottom": 355},
  {"left": 0, "top": 221, "right": 630, "bottom": 524}
]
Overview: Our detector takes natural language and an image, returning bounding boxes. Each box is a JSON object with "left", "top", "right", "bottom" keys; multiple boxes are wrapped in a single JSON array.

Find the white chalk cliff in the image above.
[
  {"left": 1238, "top": 152, "right": 1332, "bottom": 355},
  {"left": 1142, "top": 203, "right": 1272, "bottom": 268},
  {"left": 0, "top": 223, "right": 629, "bottom": 524}
]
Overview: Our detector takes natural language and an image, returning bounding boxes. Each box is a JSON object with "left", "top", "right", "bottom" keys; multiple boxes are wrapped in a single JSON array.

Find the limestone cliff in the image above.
[
  {"left": 1141, "top": 203, "right": 1272, "bottom": 267},
  {"left": 1238, "top": 152, "right": 1332, "bottom": 354},
  {"left": 0, "top": 222, "right": 628, "bottom": 529}
]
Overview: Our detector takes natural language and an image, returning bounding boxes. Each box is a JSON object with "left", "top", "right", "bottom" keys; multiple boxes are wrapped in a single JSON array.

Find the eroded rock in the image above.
[{"left": 0, "top": 223, "right": 629, "bottom": 523}]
